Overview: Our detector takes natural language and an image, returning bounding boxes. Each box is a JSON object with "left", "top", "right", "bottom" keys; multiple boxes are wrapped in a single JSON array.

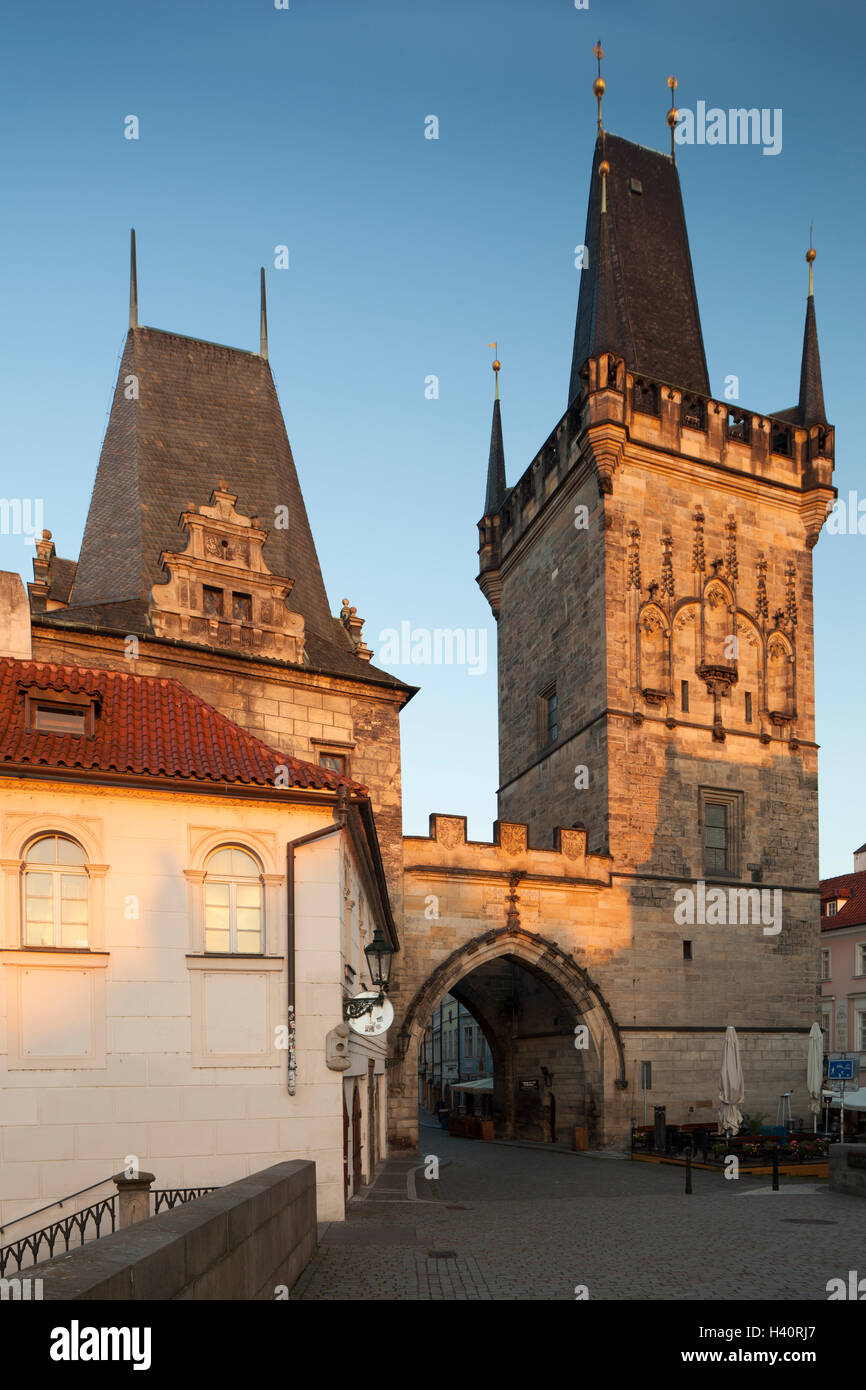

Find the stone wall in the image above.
[{"left": 28, "top": 1160, "right": 316, "bottom": 1300}]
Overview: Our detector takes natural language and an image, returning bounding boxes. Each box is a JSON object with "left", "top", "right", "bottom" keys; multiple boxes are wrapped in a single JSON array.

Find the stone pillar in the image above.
[{"left": 112, "top": 1170, "right": 156, "bottom": 1229}]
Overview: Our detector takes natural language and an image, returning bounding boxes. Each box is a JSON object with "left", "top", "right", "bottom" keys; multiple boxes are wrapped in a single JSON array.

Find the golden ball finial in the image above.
[
  {"left": 492, "top": 359, "right": 500, "bottom": 373},
  {"left": 666, "top": 107, "right": 679, "bottom": 128},
  {"left": 667, "top": 75, "right": 678, "bottom": 91},
  {"left": 593, "top": 42, "right": 604, "bottom": 62},
  {"left": 806, "top": 247, "right": 816, "bottom": 264},
  {"left": 593, "top": 77, "right": 606, "bottom": 97},
  {"left": 599, "top": 159, "right": 610, "bottom": 176}
]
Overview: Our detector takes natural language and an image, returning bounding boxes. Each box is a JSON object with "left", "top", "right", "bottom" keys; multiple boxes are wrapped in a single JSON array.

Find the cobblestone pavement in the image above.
[{"left": 292, "top": 1112, "right": 864, "bottom": 1301}]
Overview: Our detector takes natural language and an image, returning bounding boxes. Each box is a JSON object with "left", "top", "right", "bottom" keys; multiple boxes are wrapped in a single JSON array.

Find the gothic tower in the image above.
[
  {"left": 475, "top": 93, "right": 833, "bottom": 1096},
  {"left": 479, "top": 128, "right": 833, "bottom": 878}
]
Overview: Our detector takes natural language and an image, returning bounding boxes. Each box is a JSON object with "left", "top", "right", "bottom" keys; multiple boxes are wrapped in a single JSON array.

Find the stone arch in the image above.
[{"left": 388, "top": 925, "right": 627, "bottom": 1150}]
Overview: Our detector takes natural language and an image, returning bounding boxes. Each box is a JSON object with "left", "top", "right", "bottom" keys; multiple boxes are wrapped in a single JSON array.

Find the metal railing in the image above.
[
  {"left": 0, "top": 1194, "right": 116, "bottom": 1278},
  {"left": 0, "top": 1180, "right": 219, "bottom": 1277},
  {"left": 153, "top": 1187, "right": 217, "bottom": 1214}
]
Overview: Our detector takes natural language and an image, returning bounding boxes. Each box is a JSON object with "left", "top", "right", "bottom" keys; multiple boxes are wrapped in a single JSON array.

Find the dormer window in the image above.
[{"left": 22, "top": 687, "right": 98, "bottom": 737}]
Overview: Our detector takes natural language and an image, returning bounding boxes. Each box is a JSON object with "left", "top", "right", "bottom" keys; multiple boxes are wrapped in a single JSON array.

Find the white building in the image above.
[{"left": 0, "top": 640, "right": 397, "bottom": 1230}]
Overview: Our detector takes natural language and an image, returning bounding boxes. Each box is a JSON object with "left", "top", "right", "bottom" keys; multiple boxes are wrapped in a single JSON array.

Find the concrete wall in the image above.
[{"left": 28, "top": 1160, "right": 316, "bottom": 1300}]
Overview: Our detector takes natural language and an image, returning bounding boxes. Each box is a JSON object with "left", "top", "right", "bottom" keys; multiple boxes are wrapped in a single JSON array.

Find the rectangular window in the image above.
[
  {"left": 704, "top": 802, "right": 728, "bottom": 874},
  {"left": 857, "top": 944, "right": 866, "bottom": 977},
  {"left": 232, "top": 592, "right": 252, "bottom": 622},
  {"left": 820, "top": 947, "right": 831, "bottom": 981},
  {"left": 699, "top": 788, "right": 744, "bottom": 878},
  {"left": 538, "top": 686, "right": 558, "bottom": 748},
  {"left": 203, "top": 586, "right": 223, "bottom": 617},
  {"left": 856, "top": 1008, "right": 866, "bottom": 1053},
  {"left": 34, "top": 704, "right": 87, "bottom": 735},
  {"left": 680, "top": 680, "right": 689, "bottom": 713},
  {"left": 320, "top": 753, "right": 347, "bottom": 775},
  {"left": 825, "top": 901, "right": 837, "bottom": 918},
  {"left": 745, "top": 691, "right": 752, "bottom": 723},
  {"left": 683, "top": 940, "right": 692, "bottom": 961},
  {"left": 464, "top": 1025, "right": 473, "bottom": 1054}
]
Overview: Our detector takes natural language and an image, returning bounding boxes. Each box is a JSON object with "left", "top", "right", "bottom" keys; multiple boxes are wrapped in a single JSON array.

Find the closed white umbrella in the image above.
[
  {"left": 807, "top": 1022, "right": 824, "bottom": 1132},
  {"left": 719, "top": 1025, "right": 745, "bottom": 1139}
]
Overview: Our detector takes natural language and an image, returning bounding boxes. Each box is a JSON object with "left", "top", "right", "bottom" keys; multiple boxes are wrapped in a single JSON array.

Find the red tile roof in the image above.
[
  {"left": 820, "top": 869, "right": 866, "bottom": 931},
  {"left": 0, "top": 658, "right": 366, "bottom": 794}
]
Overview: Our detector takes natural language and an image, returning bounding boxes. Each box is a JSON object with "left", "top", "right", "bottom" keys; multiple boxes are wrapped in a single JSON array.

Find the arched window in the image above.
[
  {"left": 24, "top": 834, "right": 89, "bottom": 948},
  {"left": 204, "top": 846, "right": 264, "bottom": 954}
]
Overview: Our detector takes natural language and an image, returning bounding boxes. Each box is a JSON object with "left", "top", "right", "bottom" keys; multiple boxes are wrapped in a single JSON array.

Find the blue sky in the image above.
[{"left": 0, "top": 0, "right": 862, "bottom": 876}]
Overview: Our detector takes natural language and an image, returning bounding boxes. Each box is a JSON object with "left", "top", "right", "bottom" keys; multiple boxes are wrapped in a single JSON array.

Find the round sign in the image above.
[{"left": 346, "top": 992, "right": 394, "bottom": 1037}]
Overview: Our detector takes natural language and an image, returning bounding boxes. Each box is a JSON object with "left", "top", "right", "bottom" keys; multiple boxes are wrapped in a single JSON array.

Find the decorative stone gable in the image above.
[{"left": 150, "top": 486, "right": 305, "bottom": 661}]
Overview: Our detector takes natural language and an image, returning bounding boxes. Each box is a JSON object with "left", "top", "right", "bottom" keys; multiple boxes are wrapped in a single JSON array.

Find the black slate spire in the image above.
[
  {"left": 484, "top": 396, "right": 507, "bottom": 515},
  {"left": 568, "top": 133, "right": 710, "bottom": 405},
  {"left": 796, "top": 286, "right": 827, "bottom": 426}
]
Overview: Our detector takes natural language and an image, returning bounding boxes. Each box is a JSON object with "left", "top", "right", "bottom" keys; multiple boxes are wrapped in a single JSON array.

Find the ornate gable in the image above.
[{"left": 150, "top": 486, "right": 305, "bottom": 661}]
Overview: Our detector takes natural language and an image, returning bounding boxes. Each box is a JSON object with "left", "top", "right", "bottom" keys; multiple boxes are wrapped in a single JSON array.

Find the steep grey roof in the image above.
[
  {"left": 568, "top": 134, "right": 710, "bottom": 403},
  {"left": 62, "top": 326, "right": 405, "bottom": 686}
]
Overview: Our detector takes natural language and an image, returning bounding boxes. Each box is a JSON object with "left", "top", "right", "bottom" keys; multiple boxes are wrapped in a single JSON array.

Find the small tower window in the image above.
[
  {"left": 319, "top": 752, "right": 347, "bottom": 776},
  {"left": 683, "top": 940, "right": 693, "bottom": 961},
  {"left": 538, "top": 686, "right": 558, "bottom": 748},
  {"left": 203, "top": 586, "right": 223, "bottom": 617},
  {"left": 680, "top": 680, "right": 690, "bottom": 713},
  {"left": 704, "top": 803, "right": 729, "bottom": 874},
  {"left": 232, "top": 592, "right": 252, "bottom": 622},
  {"left": 745, "top": 691, "right": 753, "bottom": 723}
]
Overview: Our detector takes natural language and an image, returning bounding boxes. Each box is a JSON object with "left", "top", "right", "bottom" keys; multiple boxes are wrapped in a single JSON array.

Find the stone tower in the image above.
[{"left": 478, "top": 132, "right": 834, "bottom": 902}]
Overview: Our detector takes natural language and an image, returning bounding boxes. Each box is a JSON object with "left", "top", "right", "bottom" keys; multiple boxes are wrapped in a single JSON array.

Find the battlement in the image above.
[
  {"left": 403, "top": 813, "right": 611, "bottom": 885},
  {"left": 478, "top": 354, "right": 835, "bottom": 589}
]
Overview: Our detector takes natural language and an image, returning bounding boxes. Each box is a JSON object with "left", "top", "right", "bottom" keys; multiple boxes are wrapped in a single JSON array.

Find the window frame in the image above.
[
  {"left": 203, "top": 844, "right": 265, "bottom": 956},
  {"left": 820, "top": 946, "right": 831, "bottom": 981},
  {"left": 21, "top": 834, "right": 90, "bottom": 950},
  {"left": 699, "top": 787, "right": 744, "bottom": 879}
]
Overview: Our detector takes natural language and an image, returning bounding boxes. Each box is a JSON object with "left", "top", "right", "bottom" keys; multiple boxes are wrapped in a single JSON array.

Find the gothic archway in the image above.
[{"left": 388, "top": 925, "right": 627, "bottom": 1151}]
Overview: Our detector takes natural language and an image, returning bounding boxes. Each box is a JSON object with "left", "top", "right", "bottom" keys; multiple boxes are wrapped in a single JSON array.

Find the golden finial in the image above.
[
  {"left": 666, "top": 75, "right": 679, "bottom": 164},
  {"left": 593, "top": 42, "right": 605, "bottom": 135},
  {"left": 806, "top": 226, "right": 816, "bottom": 296},
  {"left": 488, "top": 342, "right": 500, "bottom": 399},
  {"left": 599, "top": 158, "right": 610, "bottom": 215}
]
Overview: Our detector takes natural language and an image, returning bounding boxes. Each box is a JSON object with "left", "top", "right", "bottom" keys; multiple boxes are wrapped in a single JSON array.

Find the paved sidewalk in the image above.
[{"left": 292, "top": 1113, "right": 863, "bottom": 1301}]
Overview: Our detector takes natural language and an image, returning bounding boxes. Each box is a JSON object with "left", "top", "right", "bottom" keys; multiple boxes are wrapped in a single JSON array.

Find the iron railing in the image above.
[
  {"left": 152, "top": 1187, "right": 217, "bottom": 1214},
  {"left": 0, "top": 1195, "right": 116, "bottom": 1277},
  {"left": 0, "top": 1184, "right": 219, "bottom": 1277}
]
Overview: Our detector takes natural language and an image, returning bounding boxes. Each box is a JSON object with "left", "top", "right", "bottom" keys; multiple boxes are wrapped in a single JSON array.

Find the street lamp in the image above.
[
  {"left": 364, "top": 926, "right": 394, "bottom": 994},
  {"left": 343, "top": 927, "right": 395, "bottom": 1021}
]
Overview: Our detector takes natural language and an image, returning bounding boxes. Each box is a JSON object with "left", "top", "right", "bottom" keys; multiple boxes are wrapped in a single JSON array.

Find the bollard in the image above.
[
  {"left": 772, "top": 1148, "right": 779, "bottom": 1192},
  {"left": 685, "top": 1147, "right": 692, "bottom": 1195}
]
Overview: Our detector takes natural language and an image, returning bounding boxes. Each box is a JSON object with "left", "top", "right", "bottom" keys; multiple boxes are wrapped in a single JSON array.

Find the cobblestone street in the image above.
[{"left": 292, "top": 1112, "right": 866, "bottom": 1301}]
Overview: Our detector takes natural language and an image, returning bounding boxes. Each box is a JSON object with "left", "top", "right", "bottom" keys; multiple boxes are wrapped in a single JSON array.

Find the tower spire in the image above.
[
  {"left": 797, "top": 238, "right": 826, "bottom": 425},
  {"left": 259, "top": 267, "right": 268, "bottom": 360},
  {"left": 484, "top": 347, "right": 506, "bottom": 515},
  {"left": 129, "top": 228, "right": 138, "bottom": 330}
]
